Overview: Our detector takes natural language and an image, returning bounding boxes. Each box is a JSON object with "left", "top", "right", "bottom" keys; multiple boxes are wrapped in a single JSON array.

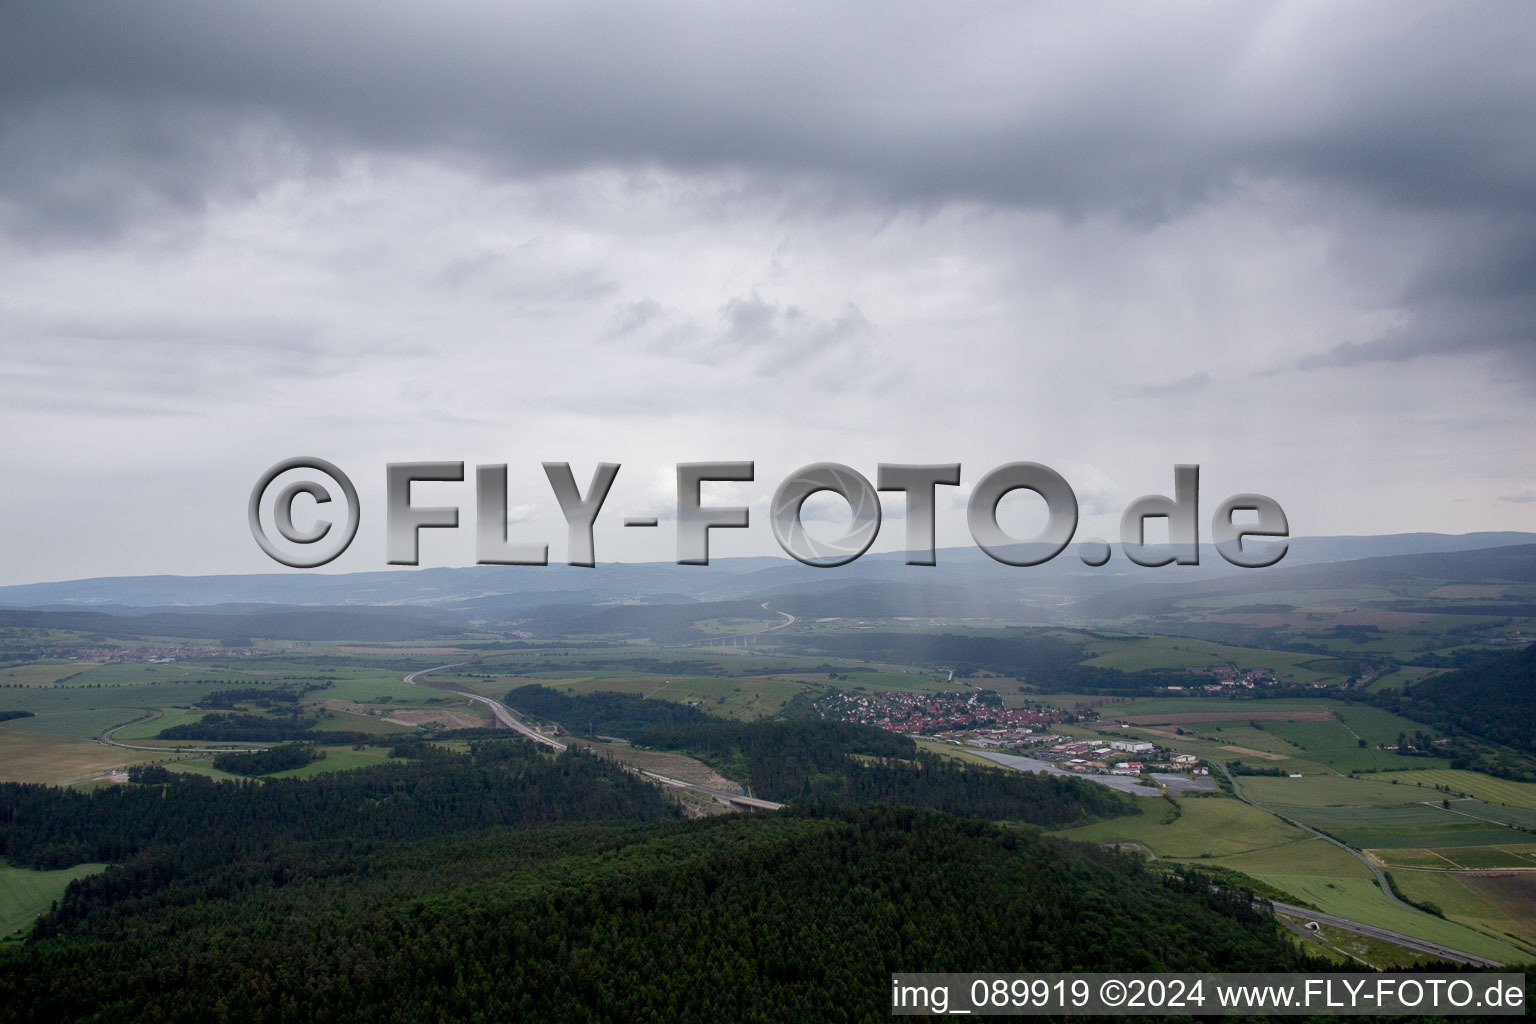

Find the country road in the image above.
[
  {"left": 1217, "top": 761, "right": 1406, "bottom": 905},
  {"left": 405, "top": 667, "right": 1499, "bottom": 962},
  {"left": 1217, "top": 761, "right": 1505, "bottom": 966},
  {"left": 97, "top": 709, "right": 269, "bottom": 754},
  {"left": 405, "top": 664, "right": 783, "bottom": 808}
]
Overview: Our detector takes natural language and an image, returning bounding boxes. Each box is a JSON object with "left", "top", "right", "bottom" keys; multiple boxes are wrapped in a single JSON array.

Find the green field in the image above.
[
  {"left": 0, "top": 661, "right": 99, "bottom": 687},
  {"left": 1261, "top": 719, "right": 1416, "bottom": 772},
  {"left": 1054, "top": 794, "right": 1309, "bottom": 859},
  {"left": 1255, "top": 874, "right": 1526, "bottom": 964},
  {"left": 311, "top": 708, "right": 416, "bottom": 735},
  {"left": 267, "top": 745, "right": 399, "bottom": 778},
  {"left": 112, "top": 706, "right": 208, "bottom": 739},
  {"left": 1056, "top": 749, "right": 1536, "bottom": 962},
  {"left": 1363, "top": 665, "right": 1440, "bottom": 692},
  {"left": 0, "top": 862, "right": 106, "bottom": 937},
  {"left": 1266, "top": 802, "right": 1524, "bottom": 849},
  {"left": 164, "top": 745, "right": 406, "bottom": 782},
  {"left": 1050, "top": 788, "right": 1536, "bottom": 961},
  {"left": 1362, "top": 769, "right": 1536, "bottom": 811},
  {"left": 1391, "top": 869, "right": 1536, "bottom": 955},
  {"left": 1214, "top": 836, "right": 1373, "bottom": 880},
  {"left": 1112, "top": 697, "right": 1341, "bottom": 718},
  {"left": 1239, "top": 773, "right": 1432, "bottom": 808},
  {"left": 1099, "top": 696, "right": 1445, "bottom": 775},
  {"left": 1079, "top": 636, "right": 1354, "bottom": 685},
  {"left": 1098, "top": 723, "right": 1301, "bottom": 767}
]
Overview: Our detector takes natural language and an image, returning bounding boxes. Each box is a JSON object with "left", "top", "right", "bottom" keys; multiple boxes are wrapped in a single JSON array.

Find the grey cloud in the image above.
[
  {"left": 604, "top": 299, "right": 668, "bottom": 339},
  {"left": 601, "top": 292, "right": 883, "bottom": 389},
  {"left": 1131, "top": 372, "right": 1213, "bottom": 398},
  {"left": 3, "top": 4, "right": 1532, "bottom": 226},
  {"left": 717, "top": 294, "right": 873, "bottom": 373},
  {"left": 436, "top": 247, "right": 618, "bottom": 308},
  {"left": 1296, "top": 217, "right": 1536, "bottom": 376},
  {"left": 3, "top": 2, "right": 1536, "bottom": 393},
  {"left": 2, "top": 2, "right": 1534, "bottom": 382}
]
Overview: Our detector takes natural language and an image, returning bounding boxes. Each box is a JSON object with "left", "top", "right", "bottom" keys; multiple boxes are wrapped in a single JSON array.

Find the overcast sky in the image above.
[{"left": 2, "top": 1, "right": 1534, "bottom": 585}]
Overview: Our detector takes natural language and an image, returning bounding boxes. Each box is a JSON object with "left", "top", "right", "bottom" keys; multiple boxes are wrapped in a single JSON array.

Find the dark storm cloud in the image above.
[{"left": 2, "top": 2, "right": 1534, "bottom": 370}]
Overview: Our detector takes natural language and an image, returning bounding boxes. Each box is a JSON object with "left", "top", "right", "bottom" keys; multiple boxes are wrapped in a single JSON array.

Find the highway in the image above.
[
  {"left": 403, "top": 662, "right": 567, "bottom": 750},
  {"left": 1217, "top": 761, "right": 1506, "bottom": 967},
  {"left": 1269, "top": 902, "right": 1505, "bottom": 967},
  {"left": 398, "top": 667, "right": 1506, "bottom": 962},
  {"left": 669, "top": 603, "right": 796, "bottom": 647},
  {"left": 635, "top": 768, "right": 783, "bottom": 811},
  {"left": 405, "top": 663, "right": 782, "bottom": 807}
]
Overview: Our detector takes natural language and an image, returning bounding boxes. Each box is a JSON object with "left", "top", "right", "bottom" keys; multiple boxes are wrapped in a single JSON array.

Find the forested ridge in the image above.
[
  {"left": 1397, "top": 642, "right": 1536, "bottom": 755},
  {"left": 0, "top": 740, "right": 679, "bottom": 872},
  {"left": 212, "top": 742, "right": 322, "bottom": 776},
  {"left": 2, "top": 806, "right": 1311, "bottom": 1023},
  {"left": 157, "top": 711, "right": 380, "bottom": 745},
  {"left": 506, "top": 682, "right": 717, "bottom": 737},
  {"left": 635, "top": 719, "right": 1138, "bottom": 825}
]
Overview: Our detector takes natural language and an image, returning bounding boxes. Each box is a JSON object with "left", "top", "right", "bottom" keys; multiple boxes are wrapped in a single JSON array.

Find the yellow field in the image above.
[{"left": 0, "top": 727, "right": 132, "bottom": 785}]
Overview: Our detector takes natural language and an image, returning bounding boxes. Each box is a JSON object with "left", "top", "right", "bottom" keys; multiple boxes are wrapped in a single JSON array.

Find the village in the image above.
[
  {"left": 1158, "top": 665, "right": 1282, "bottom": 693},
  {"left": 813, "top": 689, "right": 1211, "bottom": 782},
  {"left": 32, "top": 642, "right": 260, "bottom": 665},
  {"left": 813, "top": 688, "right": 1090, "bottom": 740}
]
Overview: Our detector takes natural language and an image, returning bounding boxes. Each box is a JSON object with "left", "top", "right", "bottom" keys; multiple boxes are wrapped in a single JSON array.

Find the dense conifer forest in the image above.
[
  {"left": 506, "top": 683, "right": 717, "bottom": 736},
  {"left": 635, "top": 719, "right": 1138, "bottom": 825},
  {"left": 1, "top": 801, "right": 1313, "bottom": 1023}
]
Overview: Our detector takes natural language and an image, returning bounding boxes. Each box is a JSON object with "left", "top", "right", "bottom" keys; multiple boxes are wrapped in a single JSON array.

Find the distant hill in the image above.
[
  {"left": 1, "top": 532, "right": 1530, "bottom": 612},
  {"left": 0, "top": 606, "right": 455, "bottom": 642},
  {"left": 1078, "top": 543, "right": 1536, "bottom": 621}
]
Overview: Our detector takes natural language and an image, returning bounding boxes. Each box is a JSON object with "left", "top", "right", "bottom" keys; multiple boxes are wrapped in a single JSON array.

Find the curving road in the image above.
[
  {"left": 404, "top": 662, "right": 566, "bottom": 750},
  {"left": 670, "top": 603, "right": 796, "bottom": 648},
  {"left": 1217, "top": 761, "right": 1504, "bottom": 966},
  {"left": 97, "top": 709, "right": 270, "bottom": 754},
  {"left": 1218, "top": 761, "right": 1406, "bottom": 905}
]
